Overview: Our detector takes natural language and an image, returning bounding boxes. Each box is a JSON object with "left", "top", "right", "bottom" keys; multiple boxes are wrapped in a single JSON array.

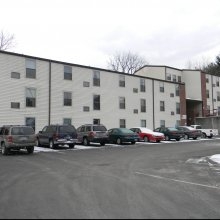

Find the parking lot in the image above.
[{"left": 1, "top": 137, "right": 220, "bottom": 219}]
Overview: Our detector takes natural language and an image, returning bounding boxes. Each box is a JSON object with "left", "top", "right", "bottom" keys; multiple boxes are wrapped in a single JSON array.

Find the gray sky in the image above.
[{"left": 1, "top": 0, "right": 220, "bottom": 69}]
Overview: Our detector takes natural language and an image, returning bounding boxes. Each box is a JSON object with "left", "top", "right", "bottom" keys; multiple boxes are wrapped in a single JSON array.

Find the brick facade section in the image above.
[
  {"left": 180, "top": 84, "right": 187, "bottom": 125},
  {"left": 201, "top": 72, "right": 207, "bottom": 116}
]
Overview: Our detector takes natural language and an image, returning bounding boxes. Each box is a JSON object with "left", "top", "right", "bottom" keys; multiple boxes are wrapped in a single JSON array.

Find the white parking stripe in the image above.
[{"left": 135, "top": 171, "right": 220, "bottom": 190}]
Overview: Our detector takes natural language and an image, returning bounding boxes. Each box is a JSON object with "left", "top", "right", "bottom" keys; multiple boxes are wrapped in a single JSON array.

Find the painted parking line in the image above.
[{"left": 135, "top": 171, "right": 220, "bottom": 190}]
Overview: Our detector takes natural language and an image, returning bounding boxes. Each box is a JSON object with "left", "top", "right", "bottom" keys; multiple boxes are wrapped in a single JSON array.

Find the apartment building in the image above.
[
  {"left": 0, "top": 51, "right": 186, "bottom": 132},
  {"left": 135, "top": 65, "right": 220, "bottom": 125}
]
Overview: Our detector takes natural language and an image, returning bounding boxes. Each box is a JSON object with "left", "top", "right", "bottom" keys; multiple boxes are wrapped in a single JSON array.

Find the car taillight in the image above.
[
  {"left": 7, "top": 136, "right": 13, "bottom": 143},
  {"left": 89, "top": 131, "right": 95, "bottom": 137},
  {"left": 53, "top": 133, "right": 59, "bottom": 140}
]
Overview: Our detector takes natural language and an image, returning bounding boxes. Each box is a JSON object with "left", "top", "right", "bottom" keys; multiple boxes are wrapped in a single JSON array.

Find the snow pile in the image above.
[{"left": 209, "top": 154, "right": 220, "bottom": 164}]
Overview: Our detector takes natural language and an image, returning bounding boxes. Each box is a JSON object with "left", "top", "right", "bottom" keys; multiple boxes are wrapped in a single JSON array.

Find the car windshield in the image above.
[
  {"left": 11, "top": 127, "right": 35, "bottom": 135},
  {"left": 141, "top": 128, "right": 153, "bottom": 133},
  {"left": 59, "top": 126, "right": 76, "bottom": 133},
  {"left": 120, "top": 128, "right": 135, "bottom": 134},
  {"left": 93, "top": 125, "right": 107, "bottom": 132}
]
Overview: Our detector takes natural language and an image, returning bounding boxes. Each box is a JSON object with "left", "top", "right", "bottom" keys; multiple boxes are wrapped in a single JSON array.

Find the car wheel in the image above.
[
  {"left": 27, "top": 146, "right": 34, "bottom": 154},
  {"left": 1, "top": 143, "right": 9, "bottom": 155},
  {"left": 176, "top": 138, "right": 180, "bottom": 141},
  {"left": 83, "top": 138, "right": 90, "bottom": 146},
  {"left": 36, "top": 138, "right": 41, "bottom": 147},
  {"left": 193, "top": 137, "right": 197, "bottom": 140},
  {"left": 100, "top": 142, "right": 105, "bottom": 146},
  {"left": 131, "top": 141, "right": 136, "bottom": 145},
  {"left": 165, "top": 136, "right": 170, "bottom": 141},
  {"left": 69, "top": 144, "right": 75, "bottom": 149},
  {"left": 49, "top": 140, "right": 56, "bottom": 149},
  {"left": 202, "top": 133, "right": 207, "bottom": 138},
  {"left": 116, "top": 138, "right": 122, "bottom": 145},
  {"left": 184, "top": 134, "right": 189, "bottom": 140},
  {"left": 144, "top": 136, "right": 149, "bottom": 142}
]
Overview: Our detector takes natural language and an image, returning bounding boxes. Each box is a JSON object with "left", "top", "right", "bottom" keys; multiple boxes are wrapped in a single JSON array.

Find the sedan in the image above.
[
  {"left": 108, "top": 128, "right": 139, "bottom": 145},
  {"left": 176, "top": 126, "right": 202, "bottom": 140},
  {"left": 130, "top": 127, "right": 165, "bottom": 142},
  {"left": 154, "top": 127, "right": 184, "bottom": 141}
]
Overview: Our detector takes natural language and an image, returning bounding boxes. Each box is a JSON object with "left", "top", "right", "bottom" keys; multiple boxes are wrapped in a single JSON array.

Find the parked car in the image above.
[
  {"left": 77, "top": 124, "right": 108, "bottom": 146},
  {"left": 154, "top": 127, "right": 184, "bottom": 141},
  {"left": 108, "top": 128, "right": 139, "bottom": 145},
  {"left": 0, "top": 125, "right": 36, "bottom": 155},
  {"left": 176, "top": 126, "right": 202, "bottom": 140},
  {"left": 130, "top": 127, "right": 165, "bottom": 143},
  {"left": 190, "top": 125, "right": 218, "bottom": 138},
  {"left": 36, "top": 124, "right": 77, "bottom": 149}
]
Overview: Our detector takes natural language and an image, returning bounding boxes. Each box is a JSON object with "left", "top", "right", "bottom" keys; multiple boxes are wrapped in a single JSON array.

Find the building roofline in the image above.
[{"left": 0, "top": 50, "right": 185, "bottom": 85}]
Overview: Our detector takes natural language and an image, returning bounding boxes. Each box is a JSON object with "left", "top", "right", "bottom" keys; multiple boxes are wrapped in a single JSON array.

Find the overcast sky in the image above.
[{"left": 1, "top": 0, "right": 220, "bottom": 69}]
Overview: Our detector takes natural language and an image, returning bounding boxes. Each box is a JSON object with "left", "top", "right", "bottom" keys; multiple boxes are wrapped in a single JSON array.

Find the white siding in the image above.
[{"left": 0, "top": 53, "right": 49, "bottom": 132}]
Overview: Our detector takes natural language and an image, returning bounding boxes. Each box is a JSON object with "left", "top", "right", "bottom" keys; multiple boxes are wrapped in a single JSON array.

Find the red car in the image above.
[{"left": 130, "top": 127, "right": 165, "bottom": 143}]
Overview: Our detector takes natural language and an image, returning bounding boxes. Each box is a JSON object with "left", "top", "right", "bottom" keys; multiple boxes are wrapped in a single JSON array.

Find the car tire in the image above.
[
  {"left": 165, "top": 136, "right": 170, "bottom": 141},
  {"left": 176, "top": 138, "right": 180, "bottom": 141},
  {"left": 202, "top": 133, "right": 207, "bottom": 138},
  {"left": 1, "top": 143, "right": 9, "bottom": 155},
  {"left": 49, "top": 140, "right": 56, "bottom": 149},
  {"left": 144, "top": 136, "right": 149, "bottom": 142},
  {"left": 116, "top": 138, "right": 122, "bottom": 145},
  {"left": 36, "top": 138, "right": 41, "bottom": 147},
  {"left": 27, "top": 146, "right": 34, "bottom": 154},
  {"left": 100, "top": 142, "right": 105, "bottom": 146},
  {"left": 131, "top": 141, "right": 136, "bottom": 145},
  {"left": 69, "top": 144, "right": 75, "bottom": 149},
  {"left": 83, "top": 138, "right": 90, "bottom": 146}
]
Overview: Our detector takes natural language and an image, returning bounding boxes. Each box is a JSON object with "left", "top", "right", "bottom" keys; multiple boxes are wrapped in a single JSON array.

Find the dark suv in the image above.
[
  {"left": 0, "top": 125, "right": 36, "bottom": 155},
  {"left": 77, "top": 124, "right": 108, "bottom": 146},
  {"left": 37, "top": 124, "right": 77, "bottom": 149}
]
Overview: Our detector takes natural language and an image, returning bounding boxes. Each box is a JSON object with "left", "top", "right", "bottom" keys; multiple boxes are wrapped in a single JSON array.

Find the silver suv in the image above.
[
  {"left": 77, "top": 124, "right": 108, "bottom": 146},
  {"left": 0, "top": 125, "right": 36, "bottom": 155}
]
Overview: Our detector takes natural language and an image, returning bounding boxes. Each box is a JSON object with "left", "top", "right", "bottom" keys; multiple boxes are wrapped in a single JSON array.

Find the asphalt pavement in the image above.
[{"left": 0, "top": 138, "right": 220, "bottom": 219}]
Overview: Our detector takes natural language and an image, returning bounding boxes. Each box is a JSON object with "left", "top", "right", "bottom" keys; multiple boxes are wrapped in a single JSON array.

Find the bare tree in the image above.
[
  {"left": 107, "top": 51, "right": 149, "bottom": 74},
  {"left": 0, "top": 30, "right": 15, "bottom": 51}
]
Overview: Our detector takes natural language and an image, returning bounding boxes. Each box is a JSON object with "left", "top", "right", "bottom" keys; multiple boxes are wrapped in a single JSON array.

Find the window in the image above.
[
  {"left": 83, "top": 81, "right": 90, "bottom": 87},
  {"left": 11, "top": 72, "right": 20, "bottom": 79},
  {"left": 175, "top": 85, "right": 180, "bottom": 96},
  {"left": 26, "top": 88, "right": 36, "bottom": 107},
  {"left": 119, "top": 75, "right": 125, "bottom": 87},
  {"left": 159, "top": 82, "right": 164, "bottom": 93},
  {"left": 141, "top": 120, "right": 146, "bottom": 127},
  {"left": 120, "top": 119, "right": 126, "bottom": 128},
  {"left": 64, "top": 66, "right": 72, "bottom": 80},
  {"left": 64, "top": 92, "right": 72, "bottom": 106},
  {"left": 93, "top": 95, "right": 100, "bottom": 110},
  {"left": 133, "top": 88, "right": 138, "bottom": 93},
  {"left": 25, "top": 117, "right": 36, "bottom": 131},
  {"left": 160, "top": 101, "right": 165, "bottom": 111},
  {"left": 63, "top": 118, "right": 72, "bottom": 125},
  {"left": 93, "top": 119, "right": 100, "bottom": 125},
  {"left": 119, "top": 97, "right": 126, "bottom": 109},
  {"left": 206, "top": 90, "right": 210, "bottom": 98},
  {"left": 206, "top": 76, "right": 209, "bottom": 83},
  {"left": 140, "top": 99, "right": 146, "bottom": 112},
  {"left": 26, "top": 59, "right": 36, "bottom": 79},
  {"left": 173, "top": 75, "right": 177, "bottom": 82},
  {"left": 93, "top": 71, "right": 100, "bottom": 86},
  {"left": 176, "top": 102, "right": 180, "bottom": 114},
  {"left": 140, "top": 78, "right": 145, "bottom": 92},
  {"left": 178, "top": 76, "right": 181, "bottom": 83},
  {"left": 11, "top": 102, "right": 20, "bottom": 109},
  {"left": 83, "top": 106, "right": 90, "bottom": 112},
  {"left": 176, "top": 120, "right": 180, "bottom": 127},
  {"left": 217, "top": 92, "right": 220, "bottom": 101},
  {"left": 166, "top": 73, "right": 171, "bottom": 81},
  {"left": 160, "top": 120, "right": 165, "bottom": 127},
  {"left": 133, "top": 109, "right": 138, "bottom": 114}
]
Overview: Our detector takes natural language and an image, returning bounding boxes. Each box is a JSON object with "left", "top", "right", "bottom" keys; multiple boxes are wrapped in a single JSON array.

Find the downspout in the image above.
[
  {"left": 49, "top": 61, "right": 51, "bottom": 125},
  {"left": 152, "top": 79, "right": 155, "bottom": 129}
]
